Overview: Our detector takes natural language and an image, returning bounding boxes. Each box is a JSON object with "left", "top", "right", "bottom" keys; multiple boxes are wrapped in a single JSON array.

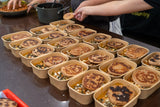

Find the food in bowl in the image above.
[
  {"left": 25, "top": 46, "right": 52, "bottom": 58},
  {"left": 61, "top": 64, "right": 84, "bottom": 77},
  {"left": 143, "top": 53, "right": 160, "bottom": 70},
  {"left": 121, "top": 45, "right": 148, "bottom": 59},
  {"left": 88, "top": 54, "right": 110, "bottom": 64},
  {"left": 54, "top": 38, "right": 76, "bottom": 47},
  {"left": 97, "top": 84, "right": 136, "bottom": 106},
  {"left": 93, "top": 34, "right": 109, "bottom": 43},
  {"left": 66, "top": 24, "right": 83, "bottom": 32},
  {"left": 78, "top": 30, "right": 95, "bottom": 38},
  {"left": 72, "top": 73, "right": 107, "bottom": 94},
  {"left": 6, "top": 33, "right": 30, "bottom": 41},
  {"left": 82, "top": 73, "right": 105, "bottom": 91},
  {"left": 48, "top": 32, "right": 65, "bottom": 39},
  {"left": 13, "top": 39, "right": 40, "bottom": 49},
  {"left": 34, "top": 27, "right": 55, "bottom": 34},
  {"left": 69, "top": 46, "right": 91, "bottom": 56},
  {"left": 51, "top": 63, "right": 84, "bottom": 80},
  {"left": 104, "top": 41, "right": 124, "bottom": 51},
  {"left": 132, "top": 69, "right": 160, "bottom": 88},
  {"left": 108, "top": 62, "right": 132, "bottom": 76},
  {"left": 35, "top": 55, "right": 66, "bottom": 69},
  {"left": 148, "top": 54, "right": 160, "bottom": 66}
]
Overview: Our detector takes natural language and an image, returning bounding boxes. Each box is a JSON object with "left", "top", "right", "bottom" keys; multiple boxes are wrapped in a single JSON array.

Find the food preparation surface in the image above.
[{"left": 0, "top": 12, "right": 160, "bottom": 107}]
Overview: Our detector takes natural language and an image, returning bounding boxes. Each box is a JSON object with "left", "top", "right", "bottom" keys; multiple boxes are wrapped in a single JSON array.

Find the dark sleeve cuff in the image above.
[{"left": 144, "top": 0, "right": 160, "bottom": 9}]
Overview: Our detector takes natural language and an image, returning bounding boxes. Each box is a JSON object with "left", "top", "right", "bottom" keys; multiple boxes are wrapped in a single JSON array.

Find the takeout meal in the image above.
[
  {"left": 96, "top": 83, "right": 136, "bottom": 106},
  {"left": 80, "top": 50, "right": 114, "bottom": 69},
  {"left": 99, "top": 57, "right": 137, "bottom": 79},
  {"left": 63, "top": 12, "right": 74, "bottom": 20},
  {"left": 68, "top": 46, "right": 91, "bottom": 56},
  {"left": 50, "top": 20, "right": 75, "bottom": 28},
  {"left": 142, "top": 52, "right": 160, "bottom": 70},
  {"left": 91, "top": 33, "right": 111, "bottom": 43},
  {"left": 118, "top": 45, "right": 148, "bottom": 59},
  {"left": 50, "top": 37, "right": 77, "bottom": 48},
  {"left": 48, "top": 60, "right": 88, "bottom": 90},
  {"left": 25, "top": 46, "right": 52, "bottom": 58},
  {"left": 126, "top": 67, "right": 160, "bottom": 89},
  {"left": 0, "top": 98, "right": 17, "bottom": 107},
  {"left": 77, "top": 29, "right": 96, "bottom": 38},
  {"left": 132, "top": 69, "right": 159, "bottom": 88},
  {"left": 47, "top": 32, "right": 65, "bottom": 39},
  {"left": 103, "top": 41, "right": 124, "bottom": 51},
  {"left": 108, "top": 61, "right": 132, "bottom": 76},
  {"left": 65, "top": 24, "right": 84, "bottom": 32},
  {"left": 72, "top": 72, "right": 107, "bottom": 94},
  {"left": 12, "top": 38, "right": 40, "bottom": 49},
  {"left": 82, "top": 53, "right": 110, "bottom": 66},
  {"left": 0, "top": 4, "right": 27, "bottom": 12},
  {"left": 34, "top": 27, "right": 54, "bottom": 34},
  {"left": 30, "top": 25, "right": 57, "bottom": 35},
  {"left": 5, "top": 32, "right": 31, "bottom": 42},
  {"left": 35, "top": 55, "right": 66, "bottom": 69},
  {"left": 51, "top": 63, "right": 84, "bottom": 80},
  {"left": 99, "top": 38, "right": 128, "bottom": 55}
]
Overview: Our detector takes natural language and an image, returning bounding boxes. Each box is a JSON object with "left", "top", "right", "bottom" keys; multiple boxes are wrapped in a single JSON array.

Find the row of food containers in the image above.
[{"left": 1, "top": 20, "right": 160, "bottom": 107}]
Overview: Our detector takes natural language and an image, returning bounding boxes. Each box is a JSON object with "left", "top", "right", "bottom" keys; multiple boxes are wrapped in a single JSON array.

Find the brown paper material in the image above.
[
  {"left": 48, "top": 60, "right": 88, "bottom": 91},
  {"left": 1, "top": 31, "right": 32, "bottom": 49},
  {"left": 19, "top": 44, "right": 54, "bottom": 67},
  {"left": 79, "top": 49, "right": 114, "bottom": 69},
  {"left": 94, "top": 79, "right": 141, "bottom": 107},
  {"left": 99, "top": 57, "right": 137, "bottom": 80},
  {"left": 30, "top": 52, "right": 68, "bottom": 79},
  {"left": 123, "top": 66, "right": 160, "bottom": 99},
  {"left": 67, "top": 69, "right": 111, "bottom": 105},
  {"left": 9, "top": 37, "right": 42, "bottom": 58},
  {"left": 98, "top": 38, "right": 128, "bottom": 55}
]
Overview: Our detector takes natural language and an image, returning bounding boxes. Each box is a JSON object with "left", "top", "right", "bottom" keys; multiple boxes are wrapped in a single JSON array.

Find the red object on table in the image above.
[{"left": 2, "top": 89, "right": 29, "bottom": 107}]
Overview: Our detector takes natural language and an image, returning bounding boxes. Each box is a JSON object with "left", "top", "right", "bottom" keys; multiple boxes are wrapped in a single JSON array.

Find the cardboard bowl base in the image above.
[{"left": 32, "top": 67, "right": 49, "bottom": 79}]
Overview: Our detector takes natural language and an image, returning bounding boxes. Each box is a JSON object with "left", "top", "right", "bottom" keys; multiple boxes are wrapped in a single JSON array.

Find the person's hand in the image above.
[
  {"left": 7, "top": 0, "right": 22, "bottom": 10},
  {"left": 74, "top": 6, "right": 90, "bottom": 21},
  {"left": 27, "top": 0, "right": 46, "bottom": 13},
  {"left": 74, "top": 1, "right": 90, "bottom": 13}
]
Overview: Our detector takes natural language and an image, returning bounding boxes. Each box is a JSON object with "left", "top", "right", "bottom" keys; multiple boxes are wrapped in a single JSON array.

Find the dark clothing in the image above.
[{"left": 121, "top": 0, "right": 160, "bottom": 39}]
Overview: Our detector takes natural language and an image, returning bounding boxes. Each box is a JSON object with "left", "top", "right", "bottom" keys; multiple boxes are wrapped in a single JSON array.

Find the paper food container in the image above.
[
  {"left": 99, "top": 57, "right": 137, "bottom": 80},
  {"left": 50, "top": 19, "right": 75, "bottom": 28},
  {"left": 83, "top": 33, "right": 112, "bottom": 49},
  {"left": 94, "top": 79, "right": 141, "bottom": 107},
  {"left": 1, "top": 31, "right": 32, "bottom": 49},
  {"left": 38, "top": 30, "right": 68, "bottom": 44},
  {"left": 47, "top": 36, "right": 79, "bottom": 52},
  {"left": 29, "top": 25, "right": 57, "bottom": 37},
  {"left": 60, "top": 24, "right": 85, "bottom": 33},
  {"left": 141, "top": 52, "right": 160, "bottom": 71},
  {"left": 67, "top": 69, "right": 111, "bottom": 105},
  {"left": 98, "top": 38, "right": 128, "bottom": 55},
  {"left": 9, "top": 37, "right": 42, "bottom": 58},
  {"left": 123, "top": 66, "right": 160, "bottom": 99},
  {"left": 61, "top": 43, "right": 95, "bottom": 60},
  {"left": 48, "top": 60, "right": 88, "bottom": 91},
  {"left": 79, "top": 49, "right": 114, "bottom": 69},
  {"left": 30, "top": 52, "right": 68, "bottom": 79},
  {"left": 117, "top": 44, "right": 149, "bottom": 65},
  {"left": 19, "top": 44, "right": 54, "bottom": 67},
  {"left": 69, "top": 28, "right": 97, "bottom": 42}
]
